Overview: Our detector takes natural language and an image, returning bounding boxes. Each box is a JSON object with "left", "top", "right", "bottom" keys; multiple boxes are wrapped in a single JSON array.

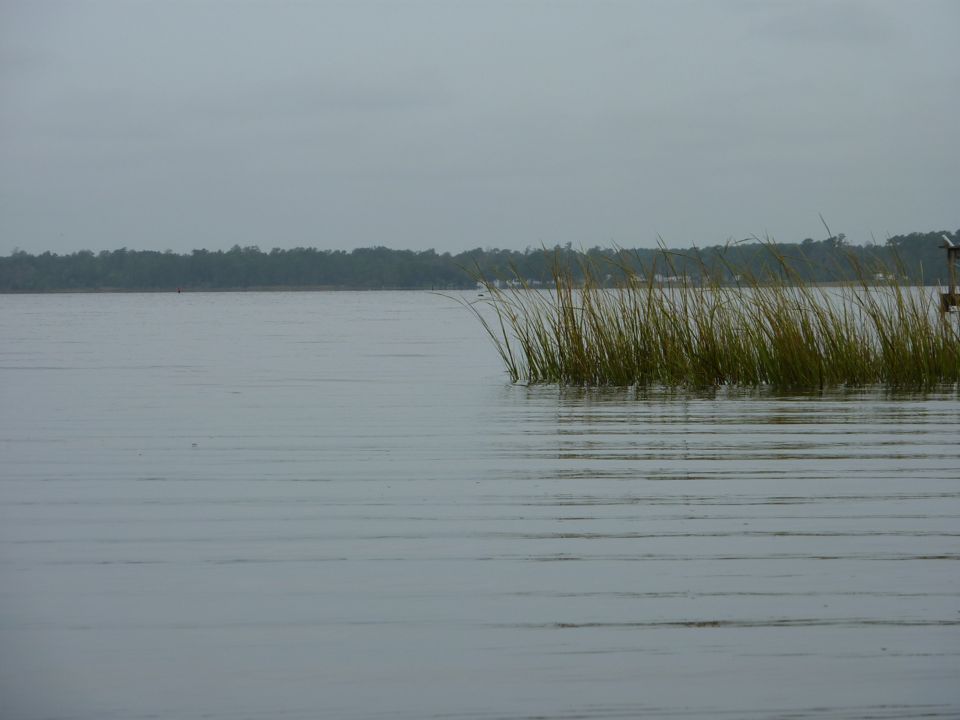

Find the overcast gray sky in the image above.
[{"left": 1, "top": 0, "right": 958, "bottom": 255}]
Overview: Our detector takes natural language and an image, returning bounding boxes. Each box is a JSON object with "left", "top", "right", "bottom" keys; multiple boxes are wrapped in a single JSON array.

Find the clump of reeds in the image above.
[{"left": 466, "top": 246, "right": 960, "bottom": 389}]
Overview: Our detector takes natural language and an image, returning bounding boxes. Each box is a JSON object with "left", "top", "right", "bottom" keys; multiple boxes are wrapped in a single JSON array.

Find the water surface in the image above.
[{"left": 1, "top": 291, "right": 958, "bottom": 719}]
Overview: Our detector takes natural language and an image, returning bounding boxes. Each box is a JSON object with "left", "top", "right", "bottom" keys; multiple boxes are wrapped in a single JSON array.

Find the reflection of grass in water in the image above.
[{"left": 466, "top": 246, "right": 960, "bottom": 389}]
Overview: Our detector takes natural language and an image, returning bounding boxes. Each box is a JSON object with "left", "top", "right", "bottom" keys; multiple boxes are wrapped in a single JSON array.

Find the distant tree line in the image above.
[{"left": 0, "top": 230, "right": 957, "bottom": 292}]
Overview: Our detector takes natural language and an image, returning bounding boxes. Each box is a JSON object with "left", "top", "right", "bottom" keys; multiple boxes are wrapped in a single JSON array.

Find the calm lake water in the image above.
[{"left": 1, "top": 291, "right": 958, "bottom": 720}]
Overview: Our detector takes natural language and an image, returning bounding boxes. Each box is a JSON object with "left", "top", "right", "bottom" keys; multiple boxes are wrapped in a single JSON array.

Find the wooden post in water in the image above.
[{"left": 940, "top": 235, "right": 959, "bottom": 314}]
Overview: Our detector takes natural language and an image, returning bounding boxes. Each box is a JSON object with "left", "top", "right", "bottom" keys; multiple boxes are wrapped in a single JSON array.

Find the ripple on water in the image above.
[{"left": 0, "top": 292, "right": 958, "bottom": 719}]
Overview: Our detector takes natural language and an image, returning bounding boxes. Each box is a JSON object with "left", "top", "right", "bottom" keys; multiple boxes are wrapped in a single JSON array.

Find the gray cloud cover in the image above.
[{"left": 1, "top": 0, "right": 958, "bottom": 254}]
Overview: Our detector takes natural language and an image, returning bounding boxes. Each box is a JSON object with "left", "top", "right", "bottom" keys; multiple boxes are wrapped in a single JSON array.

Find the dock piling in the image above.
[{"left": 940, "top": 235, "right": 959, "bottom": 313}]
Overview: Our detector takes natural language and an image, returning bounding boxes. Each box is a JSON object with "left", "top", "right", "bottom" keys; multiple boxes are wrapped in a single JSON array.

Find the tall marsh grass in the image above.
[{"left": 467, "top": 248, "right": 960, "bottom": 389}]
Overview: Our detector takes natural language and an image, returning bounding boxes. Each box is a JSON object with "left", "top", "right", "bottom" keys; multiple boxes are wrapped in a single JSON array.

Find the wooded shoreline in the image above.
[{"left": 2, "top": 230, "right": 956, "bottom": 292}]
